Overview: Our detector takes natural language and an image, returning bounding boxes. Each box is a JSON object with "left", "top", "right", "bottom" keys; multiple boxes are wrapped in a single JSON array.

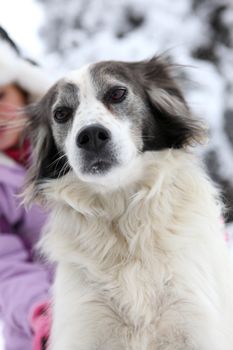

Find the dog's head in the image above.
[{"left": 26, "top": 57, "right": 204, "bottom": 199}]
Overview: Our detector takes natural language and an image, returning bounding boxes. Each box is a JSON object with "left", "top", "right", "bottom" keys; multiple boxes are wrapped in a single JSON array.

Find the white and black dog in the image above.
[{"left": 25, "top": 57, "right": 233, "bottom": 350}]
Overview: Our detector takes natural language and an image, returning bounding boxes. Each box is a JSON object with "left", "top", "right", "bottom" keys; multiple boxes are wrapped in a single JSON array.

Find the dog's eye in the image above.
[
  {"left": 53, "top": 107, "right": 73, "bottom": 123},
  {"left": 107, "top": 87, "right": 127, "bottom": 103}
]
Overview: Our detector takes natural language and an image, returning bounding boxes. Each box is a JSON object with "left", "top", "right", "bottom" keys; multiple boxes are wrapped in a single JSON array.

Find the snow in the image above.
[{"left": 0, "top": 0, "right": 44, "bottom": 58}]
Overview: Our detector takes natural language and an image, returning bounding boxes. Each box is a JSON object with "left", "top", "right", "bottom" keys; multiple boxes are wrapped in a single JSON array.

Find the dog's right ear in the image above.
[
  {"left": 23, "top": 83, "right": 68, "bottom": 204},
  {"left": 128, "top": 56, "right": 206, "bottom": 150}
]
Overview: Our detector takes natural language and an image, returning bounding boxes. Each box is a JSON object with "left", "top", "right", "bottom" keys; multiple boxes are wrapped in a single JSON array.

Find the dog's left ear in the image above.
[
  {"left": 131, "top": 56, "right": 206, "bottom": 150},
  {"left": 23, "top": 83, "right": 69, "bottom": 204}
]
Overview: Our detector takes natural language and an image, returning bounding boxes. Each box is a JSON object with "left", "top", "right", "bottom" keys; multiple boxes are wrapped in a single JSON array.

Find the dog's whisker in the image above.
[
  {"left": 47, "top": 153, "right": 67, "bottom": 169},
  {"left": 0, "top": 101, "right": 27, "bottom": 109},
  {"left": 0, "top": 127, "right": 28, "bottom": 135},
  {"left": 0, "top": 122, "right": 27, "bottom": 129},
  {"left": 59, "top": 161, "right": 69, "bottom": 180},
  {"left": 0, "top": 110, "right": 17, "bottom": 117},
  {"left": 0, "top": 119, "right": 27, "bottom": 128},
  {"left": 57, "top": 157, "right": 69, "bottom": 178}
]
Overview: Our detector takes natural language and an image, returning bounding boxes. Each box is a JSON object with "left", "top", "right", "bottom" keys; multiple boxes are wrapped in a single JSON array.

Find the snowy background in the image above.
[
  {"left": 1, "top": 0, "right": 233, "bottom": 348},
  {"left": 38, "top": 0, "right": 233, "bottom": 224},
  {"left": 36, "top": 0, "right": 233, "bottom": 228}
]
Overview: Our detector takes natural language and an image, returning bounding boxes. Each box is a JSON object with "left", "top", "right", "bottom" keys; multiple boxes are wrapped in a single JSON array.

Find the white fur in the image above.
[
  {"left": 64, "top": 68, "right": 140, "bottom": 189},
  {"left": 39, "top": 149, "right": 233, "bottom": 350}
]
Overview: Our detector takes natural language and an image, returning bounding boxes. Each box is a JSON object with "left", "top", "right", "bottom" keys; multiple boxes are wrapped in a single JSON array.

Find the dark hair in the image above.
[{"left": 0, "top": 26, "right": 20, "bottom": 55}]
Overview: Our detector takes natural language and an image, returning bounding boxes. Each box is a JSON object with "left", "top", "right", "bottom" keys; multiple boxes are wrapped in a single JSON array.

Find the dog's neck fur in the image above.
[
  {"left": 40, "top": 149, "right": 233, "bottom": 348},
  {"left": 39, "top": 149, "right": 221, "bottom": 271}
]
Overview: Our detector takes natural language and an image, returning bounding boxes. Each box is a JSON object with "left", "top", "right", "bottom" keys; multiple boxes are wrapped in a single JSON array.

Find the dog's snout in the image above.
[{"left": 76, "top": 124, "right": 111, "bottom": 152}]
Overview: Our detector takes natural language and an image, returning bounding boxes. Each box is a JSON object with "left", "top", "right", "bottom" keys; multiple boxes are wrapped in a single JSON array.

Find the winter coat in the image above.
[{"left": 0, "top": 152, "right": 53, "bottom": 350}]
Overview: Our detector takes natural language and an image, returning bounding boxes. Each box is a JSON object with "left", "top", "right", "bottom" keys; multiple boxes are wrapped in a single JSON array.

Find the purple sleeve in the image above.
[
  {"left": 0, "top": 235, "right": 51, "bottom": 349},
  {"left": 0, "top": 186, "right": 52, "bottom": 349},
  {"left": 0, "top": 181, "right": 46, "bottom": 245}
]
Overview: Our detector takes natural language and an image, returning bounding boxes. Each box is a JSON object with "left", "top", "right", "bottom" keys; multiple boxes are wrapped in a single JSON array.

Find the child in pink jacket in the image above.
[{"left": 0, "top": 27, "right": 52, "bottom": 350}]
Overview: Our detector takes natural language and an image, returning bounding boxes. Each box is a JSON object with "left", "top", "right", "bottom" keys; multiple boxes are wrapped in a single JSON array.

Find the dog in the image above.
[{"left": 25, "top": 57, "right": 233, "bottom": 350}]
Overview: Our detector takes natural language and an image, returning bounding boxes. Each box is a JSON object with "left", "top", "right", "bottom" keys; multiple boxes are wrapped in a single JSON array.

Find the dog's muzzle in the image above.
[{"left": 76, "top": 123, "right": 117, "bottom": 175}]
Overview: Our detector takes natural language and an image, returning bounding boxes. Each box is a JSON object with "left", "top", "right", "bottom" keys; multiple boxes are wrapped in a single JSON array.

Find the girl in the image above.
[{"left": 0, "top": 27, "right": 52, "bottom": 350}]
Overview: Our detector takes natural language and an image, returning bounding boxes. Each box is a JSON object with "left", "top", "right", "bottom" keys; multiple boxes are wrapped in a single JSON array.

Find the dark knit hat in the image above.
[{"left": 0, "top": 26, "right": 52, "bottom": 101}]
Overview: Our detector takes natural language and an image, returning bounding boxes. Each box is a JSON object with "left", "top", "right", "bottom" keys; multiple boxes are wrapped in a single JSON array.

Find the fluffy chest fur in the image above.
[{"left": 39, "top": 151, "right": 233, "bottom": 350}]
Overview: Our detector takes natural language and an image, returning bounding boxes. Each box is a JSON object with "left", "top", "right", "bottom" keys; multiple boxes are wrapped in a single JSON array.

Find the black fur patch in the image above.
[
  {"left": 25, "top": 81, "right": 74, "bottom": 195},
  {"left": 37, "top": 129, "right": 70, "bottom": 180},
  {"left": 91, "top": 57, "right": 204, "bottom": 151},
  {"left": 132, "top": 57, "right": 204, "bottom": 150},
  {"left": 142, "top": 93, "right": 203, "bottom": 150}
]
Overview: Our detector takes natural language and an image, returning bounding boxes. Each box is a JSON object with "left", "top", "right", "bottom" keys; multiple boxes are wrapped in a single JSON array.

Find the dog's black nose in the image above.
[{"left": 76, "top": 124, "right": 111, "bottom": 152}]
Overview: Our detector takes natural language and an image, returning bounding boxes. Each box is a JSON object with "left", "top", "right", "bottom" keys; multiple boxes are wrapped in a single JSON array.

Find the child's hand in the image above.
[{"left": 30, "top": 300, "right": 52, "bottom": 350}]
